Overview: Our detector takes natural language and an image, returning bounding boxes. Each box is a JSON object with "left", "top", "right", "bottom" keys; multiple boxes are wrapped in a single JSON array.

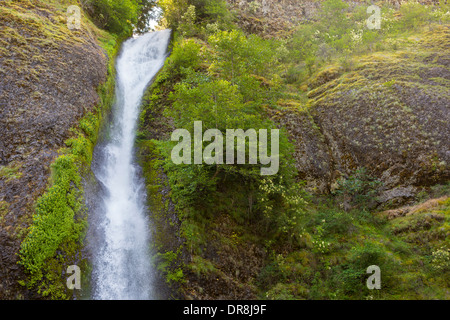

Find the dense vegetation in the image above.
[
  {"left": 17, "top": 35, "right": 119, "bottom": 299},
  {"left": 138, "top": 0, "right": 449, "bottom": 299},
  {"left": 7, "top": 0, "right": 449, "bottom": 300}
]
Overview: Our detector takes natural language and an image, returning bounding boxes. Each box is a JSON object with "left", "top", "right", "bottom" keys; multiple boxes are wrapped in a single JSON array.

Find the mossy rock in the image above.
[
  {"left": 274, "top": 25, "right": 450, "bottom": 203},
  {"left": 0, "top": 0, "right": 110, "bottom": 299}
]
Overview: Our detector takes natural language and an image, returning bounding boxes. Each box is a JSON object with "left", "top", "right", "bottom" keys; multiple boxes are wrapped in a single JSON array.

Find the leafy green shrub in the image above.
[
  {"left": 208, "top": 29, "right": 277, "bottom": 81},
  {"left": 165, "top": 38, "right": 203, "bottom": 78},
  {"left": 333, "top": 167, "right": 382, "bottom": 210},
  {"left": 311, "top": 225, "right": 332, "bottom": 254},
  {"left": 257, "top": 177, "right": 309, "bottom": 246},
  {"left": 315, "top": 208, "right": 354, "bottom": 235},
  {"left": 163, "top": 160, "right": 218, "bottom": 215},
  {"left": 332, "top": 242, "right": 396, "bottom": 297},
  {"left": 178, "top": 5, "right": 198, "bottom": 37},
  {"left": 18, "top": 154, "right": 87, "bottom": 297},
  {"left": 144, "top": 28, "right": 305, "bottom": 253}
]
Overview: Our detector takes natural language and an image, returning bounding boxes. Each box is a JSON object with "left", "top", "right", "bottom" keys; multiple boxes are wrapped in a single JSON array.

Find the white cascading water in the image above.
[{"left": 89, "top": 30, "right": 171, "bottom": 300}]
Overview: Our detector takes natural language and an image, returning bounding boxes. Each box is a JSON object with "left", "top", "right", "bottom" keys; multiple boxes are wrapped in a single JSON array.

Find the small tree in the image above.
[{"left": 333, "top": 167, "right": 382, "bottom": 211}]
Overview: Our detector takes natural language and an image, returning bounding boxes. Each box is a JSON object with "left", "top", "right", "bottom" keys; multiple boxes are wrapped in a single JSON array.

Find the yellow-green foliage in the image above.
[
  {"left": 96, "top": 31, "right": 119, "bottom": 117},
  {"left": 140, "top": 0, "right": 450, "bottom": 300}
]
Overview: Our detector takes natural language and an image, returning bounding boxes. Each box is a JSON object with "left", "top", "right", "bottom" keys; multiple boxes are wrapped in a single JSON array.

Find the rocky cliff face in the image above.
[
  {"left": 0, "top": 0, "right": 107, "bottom": 299},
  {"left": 269, "top": 25, "right": 449, "bottom": 206},
  {"left": 227, "top": 0, "right": 320, "bottom": 37}
]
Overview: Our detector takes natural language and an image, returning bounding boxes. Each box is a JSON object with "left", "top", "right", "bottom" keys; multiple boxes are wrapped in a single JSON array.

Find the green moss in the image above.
[
  {"left": 18, "top": 153, "right": 85, "bottom": 298},
  {"left": 389, "top": 199, "right": 449, "bottom": 248},
  {"left": 308, "top": 65, "right": 343, "bottom": 90}
]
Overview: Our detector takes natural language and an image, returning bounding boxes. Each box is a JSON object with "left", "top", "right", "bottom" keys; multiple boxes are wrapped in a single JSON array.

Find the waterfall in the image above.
[{"left": 88, "top": 30, "right": 171, "bottom": 300}]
